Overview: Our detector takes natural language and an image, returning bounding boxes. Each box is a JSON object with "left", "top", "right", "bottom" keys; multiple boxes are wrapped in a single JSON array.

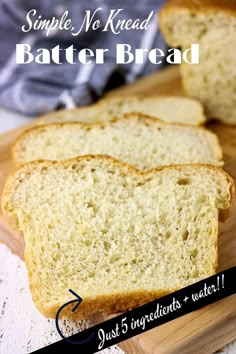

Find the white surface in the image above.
[
  {"left": 0, "top": 244, "right": 124, "bottom": 354},
  {"left": 0, "top": 109, "right": 236, "bottom": 354},
  {"left": 0, "top": 108, "right": 34, "bottom": 134}
]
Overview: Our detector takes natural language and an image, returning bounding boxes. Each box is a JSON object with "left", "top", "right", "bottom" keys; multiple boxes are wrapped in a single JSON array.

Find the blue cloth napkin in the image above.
[{"left": 0, "top": 0, "right": 167, "bottom": 115}]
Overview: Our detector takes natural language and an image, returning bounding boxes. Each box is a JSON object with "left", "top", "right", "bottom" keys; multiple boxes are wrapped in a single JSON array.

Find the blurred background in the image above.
[{"left": 0, "top": 0, "right": 168, "bottom": 132}]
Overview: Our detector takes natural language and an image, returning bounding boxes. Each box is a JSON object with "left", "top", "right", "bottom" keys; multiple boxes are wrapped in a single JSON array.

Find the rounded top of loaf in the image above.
[
  {"left": 160, "top": 0, "right": 236, "bottom": 16},
  {"left": 159, "top": 0, "right": 236, "bottom": 47}
]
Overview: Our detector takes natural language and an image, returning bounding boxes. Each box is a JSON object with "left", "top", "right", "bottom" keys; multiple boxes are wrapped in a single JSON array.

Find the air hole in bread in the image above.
[
  {"left": 182, "top": 230, "right": 189, "bottom": 241},
  {"left": 177, "top": 178, "right": 191, "bottom": 185},
  {"left": 104, "top": 241, "right": 110, "bottom": 251},
  {"left": 145, "top": 177, "right": 154, "bottom": 183},
  {"left": 193, "top": 269, "right": 199, "bottom": 278},
  {"left": 190, "top": 249, "right": 198, "bottom": 260},
  {"left": 84, "top": 239, "right": 91, "bottom": 247},
  {"left": 165, "top": 231, "right": 171, "bottom": 239},
  {"left": 87, "top": 202, "right": 98, "bottom": 213}
]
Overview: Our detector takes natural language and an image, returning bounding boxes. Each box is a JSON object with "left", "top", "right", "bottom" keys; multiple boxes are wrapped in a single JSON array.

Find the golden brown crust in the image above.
[
  {"left": 12, "top": 113, "right": 222, "bottom": 167},
  {"left": 160, "top": 0, "right": 236, "bottom": 16},
  {"left": 37, "top": 288, "right": 178, "bottom": 319}
]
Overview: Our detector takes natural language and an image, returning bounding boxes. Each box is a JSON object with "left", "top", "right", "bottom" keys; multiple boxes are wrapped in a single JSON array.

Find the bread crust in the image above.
[
  {"left": 159, "top": 0, "right": 236, "bottom": 17},
  {"left": 37, "top": 95, "right": 206, "bottom": 126},
  {"left": 12, "top": 113, "right": 223, "bottom": 167},
  {"left": 34, "top": 288, "right": 179, "bottom": 319}
]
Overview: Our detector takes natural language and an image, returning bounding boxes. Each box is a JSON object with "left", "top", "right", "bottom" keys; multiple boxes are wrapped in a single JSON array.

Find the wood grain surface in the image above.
[{"left": 0, "top": 66, "right": 236, "bottom": 354}]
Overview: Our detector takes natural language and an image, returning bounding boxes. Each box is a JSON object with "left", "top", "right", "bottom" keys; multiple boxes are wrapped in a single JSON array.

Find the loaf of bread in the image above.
[
  {"left": 39, "top": 96, "right": 206, "bottom": 126},
  {"left": 159, "top": 0, "right": 236, "bottom": 124},
  {"left": 13, "top": 114, "right": 222, "bottom": 168},
  {"left": 2, "top": 156, "right": 234, "bottom": 318}
]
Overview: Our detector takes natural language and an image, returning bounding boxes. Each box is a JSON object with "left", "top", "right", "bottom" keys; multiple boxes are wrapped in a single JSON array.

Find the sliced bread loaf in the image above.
[
  {"left": 2, "top": 156, "right": 233, "bottom": 318},
  {"left": 159, "top": 0, "right": 236, "bottom": 124},
  {"left": 38, "top": 96, "right": 206, "bottom": 126},
  {"left": 13, "top": 114, "right": 222, "bottom": 168}
]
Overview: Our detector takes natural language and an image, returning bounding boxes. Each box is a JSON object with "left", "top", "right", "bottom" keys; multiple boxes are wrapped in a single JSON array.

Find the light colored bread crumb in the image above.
[
  {"left": 39, "top": 96, "right": 206, "bottom": 126},
  {"left": 13, "top": 114, "right": 222, "bottom": 168},
  {"left": 2, "top": 156, "right": 234, "bottom": 318},
  {"left": 159, "top": 0, "right": 236, "bottom": 124}
]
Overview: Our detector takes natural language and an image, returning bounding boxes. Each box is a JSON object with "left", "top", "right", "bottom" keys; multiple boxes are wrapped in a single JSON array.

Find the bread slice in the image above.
[
  {"left": 2, "top": 156, "right": 234, "bottom": 318},
  {"left": 159, "top": 0, "right": 236, "bottom": 124},
  {"left": 13, "top": 114, "right": 222, "bottom": 168},
  {"left": 38, "top": 96, "right": 206, "bottom": 126}
]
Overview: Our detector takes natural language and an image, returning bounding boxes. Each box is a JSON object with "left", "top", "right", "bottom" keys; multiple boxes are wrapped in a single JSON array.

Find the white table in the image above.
[
  {"left": 0, "top": 111, "right": 236, "bottom": 354},
  {"left": 0, "top": 108, "right": 33, "bottom": 133}
]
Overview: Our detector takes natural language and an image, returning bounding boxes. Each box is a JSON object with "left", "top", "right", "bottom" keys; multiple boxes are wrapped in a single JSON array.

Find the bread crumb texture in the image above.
[
  {"left": 2, "top": 156, "right": 233, "bottom": 318},
  {"left": 39, "top": 96, "right": 206, "bottom": 126},
  {"left": 13, "top": 115, "right": 222, "bottom": 168},
  {"left": 159, "top": 1, "right": 236, "bottom": 123}
]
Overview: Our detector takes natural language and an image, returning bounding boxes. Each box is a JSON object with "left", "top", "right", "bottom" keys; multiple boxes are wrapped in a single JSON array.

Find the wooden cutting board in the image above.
[{"left": 0, "top": 66, "right": 236, "bottom": 354}]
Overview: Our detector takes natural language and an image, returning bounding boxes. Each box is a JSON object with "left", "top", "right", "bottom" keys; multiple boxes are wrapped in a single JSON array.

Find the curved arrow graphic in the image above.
[{"left": 55, "top": 289, "right": 94, "bottom": 345}]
